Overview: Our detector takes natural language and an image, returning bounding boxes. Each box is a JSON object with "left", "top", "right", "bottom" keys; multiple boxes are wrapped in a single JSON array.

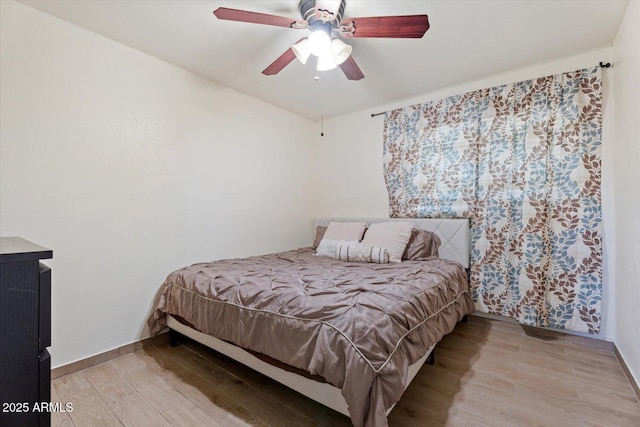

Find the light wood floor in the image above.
[{"left": 51, "top": 317, "right": 640, "bottom": 426}]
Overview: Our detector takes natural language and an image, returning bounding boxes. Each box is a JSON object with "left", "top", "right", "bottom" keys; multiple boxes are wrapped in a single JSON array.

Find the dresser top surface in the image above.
[{"left": 0, "top": 237, "right": 52, "bottom": 262}]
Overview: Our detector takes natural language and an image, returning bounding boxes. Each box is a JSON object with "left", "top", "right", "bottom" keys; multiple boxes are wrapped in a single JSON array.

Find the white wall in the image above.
[
  {"left": 0, "top": 1, "right": 316, "bottom": 368},
  {"left": 314, "top": 48, "right": 618, "bottom": 341},
  {"left": 612, "top": 1, "right": 640, "bottom": 387}
]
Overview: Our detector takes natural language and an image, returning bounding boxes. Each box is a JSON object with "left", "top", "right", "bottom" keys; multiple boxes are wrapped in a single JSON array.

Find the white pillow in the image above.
[
  {"left": 360, "top": 222, "right": 414, "bottom": 263},
  {"left": 335, "top": 244, "right": 390, "bottom": 264},
  {"left": 317, "top": 238, "right": 358, "bottom": 258},
  {"left": 315, "top": 222, "right": 366, "bottom": 257},
  {"left": 322, "top": 222, "right": 367, "bottom": 241}
]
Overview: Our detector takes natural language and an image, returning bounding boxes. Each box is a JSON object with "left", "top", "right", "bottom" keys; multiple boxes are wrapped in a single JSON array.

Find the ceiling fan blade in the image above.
[
  {"left": 213, "top": 7, "right": 307, "bottom": 29},
  {"left": 339, "top": 56, "right": 364, "bottom": 81},
  {"left": 339, "top": 15, "right": 429, "bottom": 38},
  {"left": 262, "top": 48, "right": 297, "bottom": 76}
]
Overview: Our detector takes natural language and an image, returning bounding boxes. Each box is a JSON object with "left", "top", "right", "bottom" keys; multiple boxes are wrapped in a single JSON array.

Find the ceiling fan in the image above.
[{"left": 213, "top": 0, "right": 430, "bottom": 80}]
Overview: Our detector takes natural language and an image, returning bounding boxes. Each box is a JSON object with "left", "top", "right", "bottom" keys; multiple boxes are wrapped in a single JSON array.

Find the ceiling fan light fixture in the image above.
[
  {"left": 331, "top": 39, "right": 352, "bottom": 65},
  {"left": 308, "top": 29, "right": 331, "bottom": 57},
  {"left": 316, "top": 53, "right": 337, "bottom": 71},
  {"left": 292, "top": 39, "right": 311, "bottom": 64}
]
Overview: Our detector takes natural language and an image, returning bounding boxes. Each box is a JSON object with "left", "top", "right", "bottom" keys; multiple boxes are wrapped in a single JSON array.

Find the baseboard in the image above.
[
  {"left": 51, "top": 332, "right": 169, "bottom": 379},
  {"left": 614, "top": 346, "right": 640, "bottom": 402}
]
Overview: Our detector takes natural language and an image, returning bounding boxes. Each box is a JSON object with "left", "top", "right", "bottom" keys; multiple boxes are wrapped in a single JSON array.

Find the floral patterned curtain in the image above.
[{"left": 383, "top": 67, "right": 603, "bottom": 334}]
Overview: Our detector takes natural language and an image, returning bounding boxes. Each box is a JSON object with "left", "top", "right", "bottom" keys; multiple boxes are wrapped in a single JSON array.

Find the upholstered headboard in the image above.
[{"left": 313, "top": 218, "right": 471, "bottom": 269}]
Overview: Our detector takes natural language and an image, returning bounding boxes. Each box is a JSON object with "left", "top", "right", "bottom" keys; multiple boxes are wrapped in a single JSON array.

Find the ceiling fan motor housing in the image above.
[{"left": 300, "top": 0, "right": 346, "bottom": 28}]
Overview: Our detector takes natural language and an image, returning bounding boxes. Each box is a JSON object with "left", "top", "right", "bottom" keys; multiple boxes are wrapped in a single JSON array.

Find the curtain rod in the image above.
[{"left": 371, "top": 62, "right": 612, "bottom": 118}]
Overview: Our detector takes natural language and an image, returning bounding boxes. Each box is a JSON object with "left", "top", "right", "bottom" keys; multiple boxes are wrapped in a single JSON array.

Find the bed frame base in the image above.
[
  {"left": 169, "top": 328, "right": 180, "bottom": 347},
  {"left": 426, "top": 350, "right": 435, "bottom": 366},
  {"left": 166, "top": 315, "right": 434, "bottom": 418}
]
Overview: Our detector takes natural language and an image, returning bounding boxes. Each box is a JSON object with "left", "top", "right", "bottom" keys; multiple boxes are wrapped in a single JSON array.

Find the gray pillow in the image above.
[
  {"left": 312, "top": 226, "right": 327, "bottom": 249},
  {"left": 402, "top": 229, "right": 441, "bottom": 260}
]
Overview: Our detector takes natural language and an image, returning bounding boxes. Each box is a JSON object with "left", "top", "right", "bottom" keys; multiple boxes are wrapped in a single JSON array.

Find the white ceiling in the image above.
[{"left": 19, "top": 0, "right": 629, "bottom": 121}]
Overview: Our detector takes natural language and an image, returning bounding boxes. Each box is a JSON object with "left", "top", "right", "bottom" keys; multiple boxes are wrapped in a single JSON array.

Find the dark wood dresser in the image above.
[{"left": 0, "top": 237, "right": 52, "bottom": 427}]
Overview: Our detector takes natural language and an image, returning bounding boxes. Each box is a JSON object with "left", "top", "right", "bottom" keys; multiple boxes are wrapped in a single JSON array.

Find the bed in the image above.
[{"left": 149, "top": 218, "right": 474, "bottom": 427}]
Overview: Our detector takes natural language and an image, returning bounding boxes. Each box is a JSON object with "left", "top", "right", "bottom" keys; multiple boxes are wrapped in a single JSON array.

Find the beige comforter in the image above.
[{"left": 149, "top": 248, "right": 474, "bottom": 427}]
